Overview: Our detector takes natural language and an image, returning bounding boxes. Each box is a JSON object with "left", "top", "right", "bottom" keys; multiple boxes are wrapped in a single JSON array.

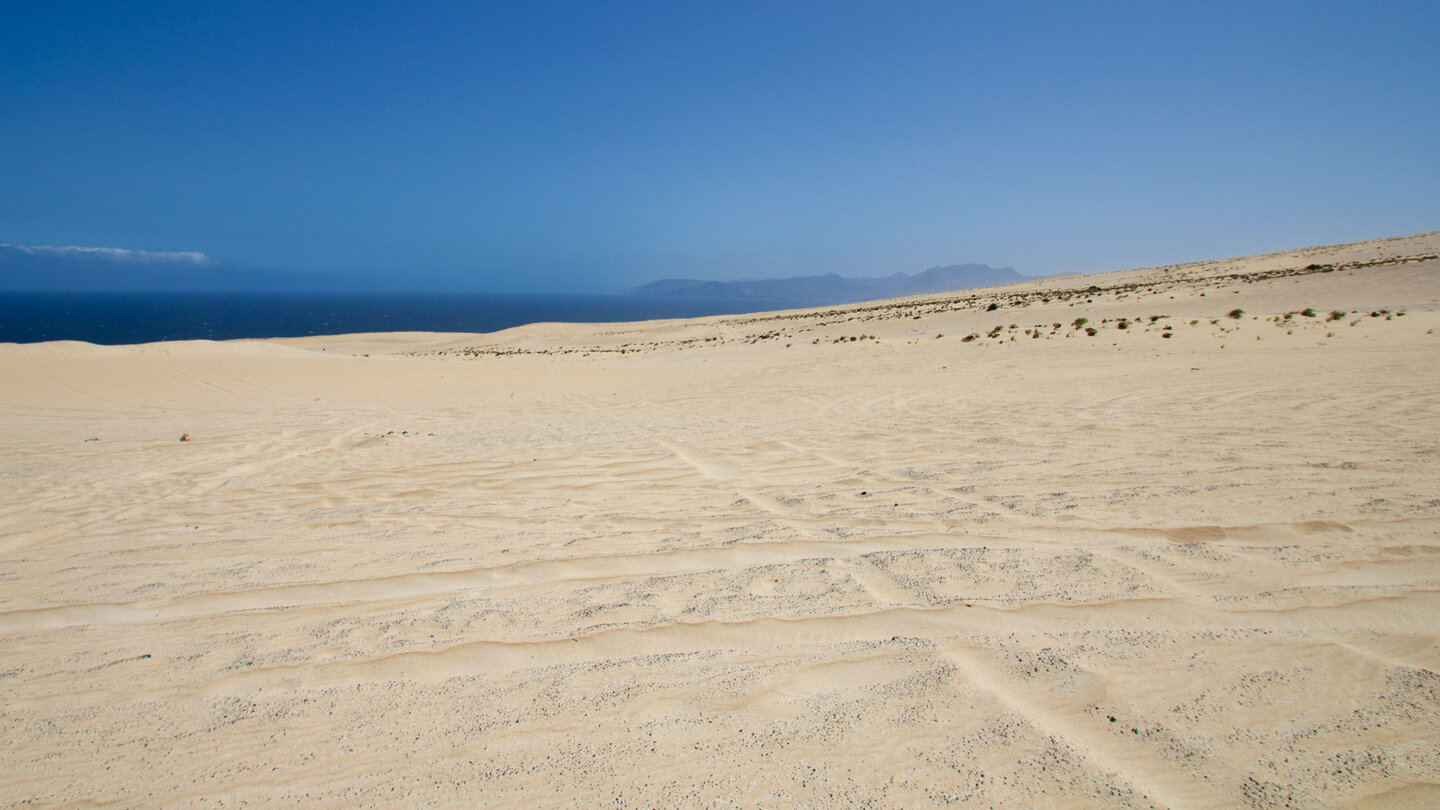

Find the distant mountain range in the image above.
[
  {"left": 615, "top": 264, "right": 1036, "bottom": 305},
  {"left": 2, "top": 242, "right": 1037, "bottom": 301}
]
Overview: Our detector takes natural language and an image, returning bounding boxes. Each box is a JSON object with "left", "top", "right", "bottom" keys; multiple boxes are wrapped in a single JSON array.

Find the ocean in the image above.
[{"left": 0, "top": 291, "right": 818, "bottom": 345}]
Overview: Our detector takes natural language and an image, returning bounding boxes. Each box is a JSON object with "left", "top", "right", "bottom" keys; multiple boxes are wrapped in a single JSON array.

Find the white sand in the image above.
[{"left": 3, "top": 232, "right": 1439, "bottom": 808}]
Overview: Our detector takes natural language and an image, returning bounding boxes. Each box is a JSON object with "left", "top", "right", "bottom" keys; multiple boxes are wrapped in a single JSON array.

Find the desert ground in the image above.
[{"left": 2, "top": 232, "right": 1439, "bottom": 809}]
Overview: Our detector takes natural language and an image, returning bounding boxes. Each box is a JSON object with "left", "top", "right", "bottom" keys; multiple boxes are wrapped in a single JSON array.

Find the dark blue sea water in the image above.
[{"left": 0, "top": 292, "right": 818, "bottom": 345}]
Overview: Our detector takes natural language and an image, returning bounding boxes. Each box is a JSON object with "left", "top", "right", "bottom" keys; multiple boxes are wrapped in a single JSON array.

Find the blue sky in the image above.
[{"left": 2, "top": 1, "right": 1437, "bottom": 292}]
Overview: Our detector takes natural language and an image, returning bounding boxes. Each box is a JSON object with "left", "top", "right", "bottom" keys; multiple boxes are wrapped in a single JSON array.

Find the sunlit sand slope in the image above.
[{"left": 2, "top": 231, "right": 1439, "bottom": 808}]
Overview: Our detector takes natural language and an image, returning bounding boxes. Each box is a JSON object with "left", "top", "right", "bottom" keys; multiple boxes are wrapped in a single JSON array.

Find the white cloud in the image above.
[{"left": 0, "top": 244, "right": 216, "bottom": 265}]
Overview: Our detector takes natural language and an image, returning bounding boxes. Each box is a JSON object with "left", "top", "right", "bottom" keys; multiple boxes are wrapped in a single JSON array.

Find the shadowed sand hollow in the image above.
[{"left": 2, "top": 232, "right": 1439, "bottom": 808}]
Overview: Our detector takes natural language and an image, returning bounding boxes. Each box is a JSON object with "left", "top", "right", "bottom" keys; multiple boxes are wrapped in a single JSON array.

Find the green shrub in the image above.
[{"left": 1227, "top": 309, "right": 1245, "bottom": 319}]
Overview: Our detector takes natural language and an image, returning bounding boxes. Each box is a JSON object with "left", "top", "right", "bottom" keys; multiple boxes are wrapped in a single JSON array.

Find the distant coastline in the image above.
[{"left": 614, "top": 263, "right": 1036, "bottom": 305}]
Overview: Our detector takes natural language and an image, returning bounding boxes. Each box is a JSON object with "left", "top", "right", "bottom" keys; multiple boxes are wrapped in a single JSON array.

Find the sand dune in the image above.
[{"left": 3, "top": 232, "right": 1439, "bottom": 808}]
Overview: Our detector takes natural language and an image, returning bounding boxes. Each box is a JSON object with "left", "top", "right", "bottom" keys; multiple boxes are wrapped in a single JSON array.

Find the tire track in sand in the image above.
[
  {"left": 941, "top": 642, "right": 1232, "bottom": 809},
  {"left": 566, "top": 394, "right": 810, "bottom": 522},
  {"left": 0, "top": 532, "right": 970, "bottom": 632}
]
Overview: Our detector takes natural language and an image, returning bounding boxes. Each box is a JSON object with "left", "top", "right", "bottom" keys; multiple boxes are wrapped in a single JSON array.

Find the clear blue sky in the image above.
[{"left": 2, "top": 1, "right": 1437, "bottom": 292}]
